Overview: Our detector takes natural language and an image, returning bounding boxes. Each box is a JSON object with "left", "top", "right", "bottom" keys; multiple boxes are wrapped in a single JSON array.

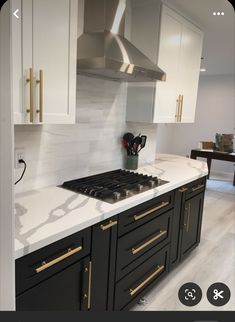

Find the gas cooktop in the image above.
[{"left": 62, "top": 169, "right": 169, "bottom": 204}]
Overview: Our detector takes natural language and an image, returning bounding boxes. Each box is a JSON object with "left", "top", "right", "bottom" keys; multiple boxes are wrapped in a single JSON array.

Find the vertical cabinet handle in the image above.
[
  {"left": 175, "top": 95, "right": 181, "bottom": 122},
  {"left": 179, "top": 95, "right": 184, "bottom": 122},
  {"left": 184, "top": 203, "right": 191, "bottom": 232},
  {"left": 84, "top": 261, "right": 92, "bottom": 310},
  {"left": 26, "top": 68, "right": 34, "bottom": 123},
  {"left": 36, "top": 70, "right": 43, "bottom": 123}
]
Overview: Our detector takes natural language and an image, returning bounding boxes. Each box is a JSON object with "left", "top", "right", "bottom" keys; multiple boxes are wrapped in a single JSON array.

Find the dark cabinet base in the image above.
[{"left": 16, "top": 256, "right": 90, "bottom": 311}]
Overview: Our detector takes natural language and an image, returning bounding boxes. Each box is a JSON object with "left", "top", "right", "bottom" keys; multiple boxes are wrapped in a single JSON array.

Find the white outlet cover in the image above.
[{"left": 15, "top": 148, "right": 25, "bottom": 168}]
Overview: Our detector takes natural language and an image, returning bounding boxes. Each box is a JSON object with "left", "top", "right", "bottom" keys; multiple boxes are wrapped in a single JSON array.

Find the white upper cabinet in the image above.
[
  {"left": 126, "top": 1, "right": 203, "bottom": 124},
  {"left": 12, "top": 0, "right": 78, "bottom": 124}
]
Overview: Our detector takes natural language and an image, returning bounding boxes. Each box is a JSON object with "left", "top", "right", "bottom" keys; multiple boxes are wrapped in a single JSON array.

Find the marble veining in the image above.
[{"left": 14, "top": 154, "right": 208, "bottom": 259}]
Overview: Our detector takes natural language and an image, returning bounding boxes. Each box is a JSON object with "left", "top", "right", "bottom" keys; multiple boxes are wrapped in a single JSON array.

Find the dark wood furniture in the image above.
[
  {"left": 190, "top": 149, "right": 235, "bottom": 186},
  {"left": 16, "top": 177, "right": 207, "bottom": 311}
]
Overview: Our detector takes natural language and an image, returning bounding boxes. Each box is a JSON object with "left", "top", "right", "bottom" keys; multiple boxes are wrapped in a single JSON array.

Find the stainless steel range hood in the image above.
[{"left": 77, "top": 0, "right": 166, "bottom": 82}]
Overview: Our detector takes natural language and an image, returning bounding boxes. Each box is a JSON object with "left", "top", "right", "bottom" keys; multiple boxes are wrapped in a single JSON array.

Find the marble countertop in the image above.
[{"left": 15, "top": 154, "right": 208, "bottom": 259}]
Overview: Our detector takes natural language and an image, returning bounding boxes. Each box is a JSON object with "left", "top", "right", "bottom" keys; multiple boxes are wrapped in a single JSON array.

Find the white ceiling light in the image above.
[{"left": 200, "top": 68, "right": 207, "bottom": 72}]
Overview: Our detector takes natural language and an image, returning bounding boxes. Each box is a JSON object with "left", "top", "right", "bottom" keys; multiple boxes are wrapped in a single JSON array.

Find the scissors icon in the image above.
[{"left": 213, "top": 289, "right": 224, "bottom": 300}]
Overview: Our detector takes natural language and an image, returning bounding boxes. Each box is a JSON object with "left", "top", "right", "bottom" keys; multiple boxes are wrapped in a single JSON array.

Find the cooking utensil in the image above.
[
  {"left": 137, "top": 135, "right": 147, "bottom": 154},
  {"left": 131, "top": 135, "right": 142, "bottom": 155},
  {"left": 122, "top": 133, "right": 134, "bottom": 155}
]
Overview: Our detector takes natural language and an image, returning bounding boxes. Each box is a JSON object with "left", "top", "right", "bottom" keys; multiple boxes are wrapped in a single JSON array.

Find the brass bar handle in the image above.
[
  {"left": 178, "top": 187, "right": 188, "bottom": 193},
  {"left": 35, "top": 246, "right": 82, "bottom": 273},
  {"left": 175, "top": 95, "right": 181, "bottom": 122},
  {"left": 132, "top": 230, "right": 167, "bottom": 255},
  {"left": 129, "top": 265, "right": 165, "bottom": 296},
  {"left": 134, "top": 201, "right": 170, "bottom": 221},
  {"left": 100, "top": 220, "right": 118, "bottom": 231},
  {"left": 88, "top": 261, "right": 92, "bottom": 310},
  {"left": 191, "top": 184, "right": 205, "bottom": 192},
  {"left": 179, "top": 95, "right": 184, "bottom": 122},
  {"left": 36, "top": 70, "right": 43, "bottom": 122},
  {"left": 186, "top": 203, "right": 191, "bottom": 232},
  {"left": 26, "top": 68, "right": 34, "bottom": 123}
]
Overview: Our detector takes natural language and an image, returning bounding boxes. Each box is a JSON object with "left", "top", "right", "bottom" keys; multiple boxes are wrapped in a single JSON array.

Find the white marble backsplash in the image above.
[{"left": 14, "top": 76, "right": 157, "bottom": 193}]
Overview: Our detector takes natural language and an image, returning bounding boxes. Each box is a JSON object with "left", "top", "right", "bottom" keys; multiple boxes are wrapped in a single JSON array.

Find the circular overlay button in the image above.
[
  {"left": 178, "top": 282, "right": 202, "bottom": 306},
  {"left": 207, "top": 282, "right": 231, "bottom": 306}
]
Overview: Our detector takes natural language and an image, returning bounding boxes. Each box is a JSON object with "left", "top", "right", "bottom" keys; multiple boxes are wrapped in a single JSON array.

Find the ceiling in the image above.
[{"left": 163, "top": 0, "right": 235, "bottom": 75}]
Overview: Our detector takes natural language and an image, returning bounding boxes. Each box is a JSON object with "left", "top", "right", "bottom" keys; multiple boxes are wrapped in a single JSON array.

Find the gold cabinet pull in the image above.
[
  {"left": 131, "top": 230, "right": 167, "bottom": 255},
  {"left": 191, "top": 184, "right": 205, "bottom": 192},
  {"left": 186, "top": 203, "right": 191, "bottom": 232},
  {"left": 134, "top": 201, "right": 170, "bottom": 221},
  {"left": 175, "top": 95, "right": 181, "bottom": 122},
  {"left": 184, "top": 203, "right": 191, "bottom": 232},
  {"left": 36, "top": 70, "right": 43, "bottom": 122},
  {"left": 178, "top": 187, "right": 188, "bottom": 193},
  {"left": 129, "top": 265, "right": 165, "bottom": 296},
  {"left": 88, "top": 261, "right": 92, "bottom": 309},
  {"left": 179, "top": 94, "right": 184, "bottom": 122},
  {"left": 26, "top": 68, "right": 34, "bottom": 123},
  {"left": 100, "top": 220, "right": 118, "bottom": 231},
  {"left": 35, "top": 246, "right": 82, "bottom": 273}
]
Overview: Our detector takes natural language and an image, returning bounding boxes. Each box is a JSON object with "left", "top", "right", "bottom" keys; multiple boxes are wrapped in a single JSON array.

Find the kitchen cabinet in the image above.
[
  {"left": 90, "top": 217, "right": 118, "bottom": 311},
  {"left": 16, "top": 257, "right": 90, "bottom": 310},
  {"left": 16, "top": 228, "right": 91, "bottom": 311},
  {"left": 12, "top": 0, "right": 78, "bottom": 124},
  {"left": 15, "top": 177, "right": 207, "bottom": 311},
  {"left": 169, "top": 177, "right": 206, "bottom": 270},
  {"left": 126, "top": 1, "right": 203, "bottom": 123}
]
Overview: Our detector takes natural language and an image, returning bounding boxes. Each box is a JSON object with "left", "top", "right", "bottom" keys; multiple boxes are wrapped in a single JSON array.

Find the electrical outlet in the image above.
[{"left": 15, "top": 148, "right": 25, "bottom": 168}]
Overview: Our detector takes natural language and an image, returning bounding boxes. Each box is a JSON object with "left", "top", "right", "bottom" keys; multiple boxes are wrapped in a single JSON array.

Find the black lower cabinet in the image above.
[
  {"left": 180, "top": 192, "right": 204, "bottom": 259},
  {"left": 90, "top": 217, "right": 118, "bottom": 311},
  {"left": 16, "top": 256, "right": 90, "bottom": 311},
  {"left": 15, "top": 177, "right": 207, "bottom": 311},
  {"left": 169, "top": 177, "right": 206, "bottom": 270}
]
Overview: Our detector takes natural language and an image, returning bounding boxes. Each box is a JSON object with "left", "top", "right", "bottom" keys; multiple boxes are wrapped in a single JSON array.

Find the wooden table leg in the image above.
[
  {"left": 207, "top": 158, "right": 212, "bottom": 179},
  {"left": 233, "top": 170, "right": 235, "bottom": 186}
]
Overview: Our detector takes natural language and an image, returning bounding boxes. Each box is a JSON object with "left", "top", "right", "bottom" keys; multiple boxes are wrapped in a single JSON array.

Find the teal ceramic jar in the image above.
[{"left": 125, "top": 155, "right": 138, "bottom": 170}]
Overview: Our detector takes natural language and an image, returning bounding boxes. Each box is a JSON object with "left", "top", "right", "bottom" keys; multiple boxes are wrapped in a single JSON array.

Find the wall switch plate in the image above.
[{"left": 15, "top": 148, "right": 25, "bottom": 168}]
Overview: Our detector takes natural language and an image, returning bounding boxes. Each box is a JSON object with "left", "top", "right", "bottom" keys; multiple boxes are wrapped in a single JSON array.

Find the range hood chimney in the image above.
[{"left": 77, "top": 0, "right": 166, "bottom": 82}]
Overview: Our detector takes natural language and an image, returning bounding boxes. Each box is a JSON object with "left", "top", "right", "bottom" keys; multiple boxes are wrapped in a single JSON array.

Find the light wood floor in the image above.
[{"left": 132, "top": 177, "right": 235, "bottom": 311}]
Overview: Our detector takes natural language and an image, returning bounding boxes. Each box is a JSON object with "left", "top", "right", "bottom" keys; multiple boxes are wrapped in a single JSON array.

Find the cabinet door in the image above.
[
  {"left": 178, "top": 24, "right": 203, "bottom": 123},
  {"left": 16, "top": 256, "right": 90, "bottom": 311},
  {"left": 181, "top": 192, "right": 204, "bottom": 259},
  {"left": 154, "top": 6, "right": 182, "bottom": 123},
  {"left": 90, "top": 217, "right": 118, "bottom": 311},
  {"left": 12, "top": 0, "right": 33, "bottom": 124},
  {"left": 32, "top": 0, "right": 77, "bottom": 124}
]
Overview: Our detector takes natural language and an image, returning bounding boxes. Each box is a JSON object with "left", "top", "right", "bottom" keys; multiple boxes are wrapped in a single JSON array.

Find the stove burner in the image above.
[{"left": 62, "top": 169, "right": 169, "bottom": 204}]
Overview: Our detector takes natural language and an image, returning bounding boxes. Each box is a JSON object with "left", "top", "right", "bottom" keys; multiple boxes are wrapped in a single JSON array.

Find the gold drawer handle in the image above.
[
  {"left": 35, "top": 246, "right": 82, "bottom": 273},
  {"left": 134, "top": 201, "right": 170, "bottom": 221},
  {"left": 191, "top": 184, "right": 205, "bottom": 192},
  {"left": 100, "top": 220, "right": 118, "bottom": 231},
  {"left": 129, "top": 265, "right": 165, "bottom": 296},
  {"left": 178, "top": 187, "right": 188, "bottom": 193},
  {"left": 132, "top": 230, "right": 167, "bottom": 255}
]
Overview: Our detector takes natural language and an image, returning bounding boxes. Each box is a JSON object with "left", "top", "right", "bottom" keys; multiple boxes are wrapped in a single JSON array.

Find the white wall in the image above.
[
  {"left": 15, "top": 76, "right": 157, "bottom": 193},
  {"left": 0, "top": 0, "right": 15, "bottom": 311},
  {"left": 157, "top": 74, "right": 235, "bottom": 177}
]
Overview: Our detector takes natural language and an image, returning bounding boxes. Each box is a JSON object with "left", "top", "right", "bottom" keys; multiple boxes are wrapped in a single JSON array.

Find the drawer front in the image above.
[
  {"left": 116, "top": 210, "right": 172, "bottom": 281},
  {"left": 185, "top": 177, "right": 206, "bottom": 199},
  {"left": 118, "top": 191, "right": 174, "bottom": 236},
  {"left": 16, "top": 227, "right": 91, "bottom": 295},
  {"left": 114, "top": 245, "right": 169, "bottom": 310}
]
